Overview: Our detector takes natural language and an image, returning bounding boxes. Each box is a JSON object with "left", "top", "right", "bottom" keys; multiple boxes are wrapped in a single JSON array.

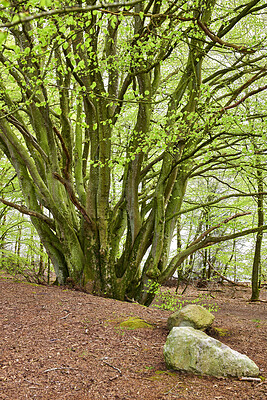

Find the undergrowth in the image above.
[{"left": 147, "top": 281, "right": 219, "bottom": 313}]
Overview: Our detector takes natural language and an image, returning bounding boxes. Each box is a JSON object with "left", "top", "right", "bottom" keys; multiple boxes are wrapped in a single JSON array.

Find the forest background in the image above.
[{"left": 0, "top": 0, "right": 267, "bottom": 304}]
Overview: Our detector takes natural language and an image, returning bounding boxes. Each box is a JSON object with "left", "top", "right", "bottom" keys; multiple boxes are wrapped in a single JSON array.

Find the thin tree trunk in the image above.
[
  {"left": 251, "top": 143, "right": 264, "bottom": 301},
  {"left": 251, "top": 168, "right": 263, "bottom": 301}
]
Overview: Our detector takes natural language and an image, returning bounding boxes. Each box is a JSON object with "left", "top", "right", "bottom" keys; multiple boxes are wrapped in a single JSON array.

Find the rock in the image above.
[
  {"left": 163, "top": 327, "right": 259, "bottom": 378},
  {"left": 167, "top": 304, "right": 215, "bottom": 331}
]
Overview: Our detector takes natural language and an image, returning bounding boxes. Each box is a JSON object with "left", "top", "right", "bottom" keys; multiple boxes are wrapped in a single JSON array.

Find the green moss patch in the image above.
[
  {"left": 119, "top": 317, "right": 154, "bottom": 329},
  {"left": 147, "top": 370, "right": 178, "bottom": 381},
  {"left": 213, "top": 327, "right": 230, "bottom": 337}
]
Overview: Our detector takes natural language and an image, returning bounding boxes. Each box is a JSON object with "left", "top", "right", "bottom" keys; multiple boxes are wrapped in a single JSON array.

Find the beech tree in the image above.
[{"left": 0, "top": 0, "right": 267, "bottom": 304}]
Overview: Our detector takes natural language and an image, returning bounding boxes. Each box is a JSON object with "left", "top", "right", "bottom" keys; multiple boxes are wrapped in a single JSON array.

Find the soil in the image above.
[{"left": 0, "top": 277, "right": 266, "bottom": 400}]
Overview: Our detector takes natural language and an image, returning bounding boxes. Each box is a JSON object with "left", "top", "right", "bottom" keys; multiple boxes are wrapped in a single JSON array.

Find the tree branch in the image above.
[
  {"left": 0, "top": 1, "right": 142, "bottom": 28},
  {"left": 197, "top": 20, "right": 255, "bottom": 54},
  {"left": 222, "top": 84, "right": 267, "bottom": 111},
  {"left": 5, "top": 114, "right": 48, "bottom": 161},
  {"left": 166, "top": 192, "right": 267, "bottom": 222},
  {"left": 53, "top": 126, "right": 71, "bottom": 178},
  {"left": 162, "top": 214, "right": 267, "bottom": 283},
  {"left": 189, "top": 212, "right": 251, "bottom": 248},
  {"left": 53, "top": 173, "right": 95, "bottom": 229},
  {"left": 0, "top": 197, "right": 55, "bottom": 230}
]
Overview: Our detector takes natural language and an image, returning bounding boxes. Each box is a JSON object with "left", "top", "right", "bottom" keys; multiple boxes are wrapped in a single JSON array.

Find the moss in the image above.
[
  {"left": 147, "top": 370, "right": 180, "bottom": 381},
  {"left": 25, "top": 282, "right": 40, "bottom": 287},
  {"left": 213, "top": 327, "right": 230, "bottom": 337},
  {"left": 154, "top": 370, "right": 177, "bottom": 377},
  {"left": 119, "top": 317, "right": 154, "bottom": 329}
]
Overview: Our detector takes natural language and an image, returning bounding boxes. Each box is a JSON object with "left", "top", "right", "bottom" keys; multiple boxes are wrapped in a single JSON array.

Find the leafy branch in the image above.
[{"left": 0, "top": 1, "right": 142, "bottom": 28}]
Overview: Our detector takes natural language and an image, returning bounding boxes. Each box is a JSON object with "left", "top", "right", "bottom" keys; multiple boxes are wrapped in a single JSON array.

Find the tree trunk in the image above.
[{"left": 251, "top": 164, "right": 264, "bottom": 301}]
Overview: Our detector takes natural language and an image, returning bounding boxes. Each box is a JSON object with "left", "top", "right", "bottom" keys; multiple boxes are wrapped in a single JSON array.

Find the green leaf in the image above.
[
  {"left": 0, "top": 31, "right": 7, "bottom": 47},
  {"left": 11, "top": 14, "right": 20, "bottom": 24},
  {"left": 40, "top": 0, "right": 52, "bottom": 7},
  {"left": 0, "top": 0, "right": 10, "bottom": 6}
]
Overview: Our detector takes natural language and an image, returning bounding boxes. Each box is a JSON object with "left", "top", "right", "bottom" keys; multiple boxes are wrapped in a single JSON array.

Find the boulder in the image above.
[
  {"left": 167, "top": 304, "right": 215, "bottom": 331},
  {"left": 163, "top": 327, "right": 259, "bottom": 378}
]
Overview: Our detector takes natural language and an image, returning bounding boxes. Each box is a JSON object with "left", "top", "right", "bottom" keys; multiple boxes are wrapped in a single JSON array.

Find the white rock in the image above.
[{"left": 164, "top": 327, "right": 259, "bottom": 377}]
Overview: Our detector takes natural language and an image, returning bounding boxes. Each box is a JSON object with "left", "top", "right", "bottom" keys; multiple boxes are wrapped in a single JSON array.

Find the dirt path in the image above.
[{"left": 0, "top": 278, "right": 266, "bottom": 399}]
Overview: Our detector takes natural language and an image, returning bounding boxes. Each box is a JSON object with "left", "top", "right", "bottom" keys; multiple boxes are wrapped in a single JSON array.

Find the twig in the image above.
[
  {"left": 59, "top": 312, "right": 71, "bottom": 319},
  {"left": 109, "top": 375, "right": 119, "bottom": 381},
  {"left": 102, "top": 361, "right": 122, "bottom": 375},
  {"left": 43, "top": 366, "right": 80, "bottom": 373},
  {"left": 223, "top": 84, "right": 267, "bottom": 111},
  {"left": 24, "top": 379, "right": 41, "bottom": 386},
  {"left": 164, "top": 382, "right": 182, "bottom": 395},
  {"left": 239, "top": 377, "right": 262, "bottom": 382}
]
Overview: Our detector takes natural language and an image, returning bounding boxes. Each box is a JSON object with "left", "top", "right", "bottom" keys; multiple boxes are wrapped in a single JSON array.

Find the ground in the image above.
[{"left": 0, "top": 277, "right": 266, "bottom": 400}]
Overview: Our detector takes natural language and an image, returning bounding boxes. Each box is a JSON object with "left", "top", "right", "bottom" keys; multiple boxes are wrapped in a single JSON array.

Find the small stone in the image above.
[{"left": 167, "top": 304, "right": 215, "bottom": 331}]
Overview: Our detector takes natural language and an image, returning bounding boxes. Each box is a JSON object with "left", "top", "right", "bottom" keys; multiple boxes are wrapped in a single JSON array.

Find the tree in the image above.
[
  {"left": 0, "top": 0, "right": 267, "bottom": 304},
  {"left": 0, "top": 153, "right": 49, "bottom": 281}
]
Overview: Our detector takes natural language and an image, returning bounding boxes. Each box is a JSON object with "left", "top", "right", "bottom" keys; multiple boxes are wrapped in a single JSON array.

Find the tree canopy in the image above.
[{"left": 0, "top": 0, "right": 266, "bottom": 304}]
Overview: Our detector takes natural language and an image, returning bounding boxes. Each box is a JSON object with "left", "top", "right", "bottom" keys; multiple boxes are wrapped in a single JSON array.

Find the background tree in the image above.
[
  {"left": 0, "top": 0, "right": 267, "bottom": 304},
  {"left": 0, "top": 153, "right": 49, "bottom": 281}
]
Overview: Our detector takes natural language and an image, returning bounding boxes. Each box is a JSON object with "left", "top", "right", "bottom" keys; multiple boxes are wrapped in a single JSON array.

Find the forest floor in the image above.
[{"left": 0, "top": 276, "right": 267, "bottom": 400}]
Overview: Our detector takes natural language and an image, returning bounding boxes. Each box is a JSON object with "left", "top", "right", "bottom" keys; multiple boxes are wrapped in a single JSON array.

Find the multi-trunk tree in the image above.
[{"left": 0, "top": 0, "right": 267, "bottom": 304}]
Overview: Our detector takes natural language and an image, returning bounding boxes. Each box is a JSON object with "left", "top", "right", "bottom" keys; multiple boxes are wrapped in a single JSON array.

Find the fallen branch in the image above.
[{"left": 249, "top": 299, "right": 267, "bottom": 303}]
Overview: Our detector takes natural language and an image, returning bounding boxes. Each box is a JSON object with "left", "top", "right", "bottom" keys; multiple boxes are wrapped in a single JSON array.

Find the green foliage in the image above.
[{"left": 146, "top": 280, "right": 219, "bottom": 313}]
